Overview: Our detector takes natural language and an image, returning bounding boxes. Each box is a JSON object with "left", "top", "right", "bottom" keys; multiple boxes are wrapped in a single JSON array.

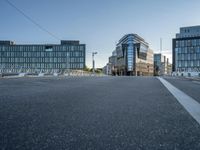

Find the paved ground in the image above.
[
  {"left": 164, "top": 76, "right": 200, "bottom": 103},
  {"left": 0, "top": 76, "right": 200, "bottom": 150}
]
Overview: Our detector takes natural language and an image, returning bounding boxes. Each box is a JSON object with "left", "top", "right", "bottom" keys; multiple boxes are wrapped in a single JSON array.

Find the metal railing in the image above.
[{"left": 0, "top": 66, "right": 105, "bottom": 78}]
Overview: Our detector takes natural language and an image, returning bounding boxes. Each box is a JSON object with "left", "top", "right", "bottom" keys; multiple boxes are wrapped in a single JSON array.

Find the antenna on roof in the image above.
[{"left": 160, "top": 38, "right": 162, "bottom": 54}]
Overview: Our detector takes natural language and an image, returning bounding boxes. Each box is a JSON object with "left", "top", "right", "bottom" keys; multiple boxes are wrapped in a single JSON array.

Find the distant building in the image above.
[
  {"left": 103, "top": 50, "right": 117, "bottom": 75},
  {"left": 0, "top": 40, "right": 86, "bottom": 73},
  {"left": 154, "top": 53, "right": 171, "bottom": 76},
  {"left": 108, "top": 50, "right": 117, "bottom": 75},
  {"left": 173, "top": 26, "right": 200, "bottom": 76},
  {"left": 102, "top": 63, "right": 112, "bottom": 75},
  {"left": 112, "top": 34, "right": 154, "bottom": 76}
]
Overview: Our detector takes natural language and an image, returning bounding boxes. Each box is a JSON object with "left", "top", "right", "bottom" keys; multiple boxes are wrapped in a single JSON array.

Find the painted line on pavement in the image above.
[{"left": 158, "top": 77, "right": 200, "bottom": 125}]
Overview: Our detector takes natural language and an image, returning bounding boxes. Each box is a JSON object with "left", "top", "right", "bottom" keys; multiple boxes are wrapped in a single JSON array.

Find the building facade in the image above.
[
  {"left": 0, "top": 40, "right": 86, "bottom": 73},
  {"left": 113, "top": 34, "right": 154, "bottom": 76},
  {"left": 102, "top": 63, "right": 112, "bottom": 75},
  {"left": 154, "top": 53, "right": 171, "bottom": 76},
  {"left": 108, "top": 50, "right": 117, "bottom": 75},
  {"left": 173, "top": 26, "right": 200, "bottom": 75}
]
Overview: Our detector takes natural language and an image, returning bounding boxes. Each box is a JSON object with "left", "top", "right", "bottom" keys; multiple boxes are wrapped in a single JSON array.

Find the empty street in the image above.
[{"left": 1, "top": 76, "right": 200, "bottom": 150}]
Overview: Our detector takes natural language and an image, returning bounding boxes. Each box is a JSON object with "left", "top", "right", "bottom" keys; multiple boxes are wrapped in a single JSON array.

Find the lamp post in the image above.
[{"left": 92, "top": 52, "right": 98, "bottom": 74}]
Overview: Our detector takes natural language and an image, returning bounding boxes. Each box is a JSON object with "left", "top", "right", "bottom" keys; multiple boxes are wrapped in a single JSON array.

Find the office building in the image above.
[
  {"left": 102, "top": 63, "right": 112, "bottom": 75},
  {"left": 108, "top": 50, "right": 117, "bottom": 75},
  {"left": 112, "top": 34, "right": 154, "bottom": 76},
  {"left": 172, "top": 26, "right": 200, "bottom": 76},
  {"left": 0, "top": 40, "right": 86, "bottom": 73},
  {"left": 154, "top": 53, "right": 171, "bottom": 76}
]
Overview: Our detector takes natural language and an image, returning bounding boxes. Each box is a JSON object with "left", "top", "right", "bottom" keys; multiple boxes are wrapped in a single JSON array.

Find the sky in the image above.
[{"left": 0, "top": 0, "right": 200, "bottom": 68}]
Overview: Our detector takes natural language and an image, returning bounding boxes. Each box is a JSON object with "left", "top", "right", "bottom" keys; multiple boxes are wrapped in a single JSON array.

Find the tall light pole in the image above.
[{"left": 92, "top": 52, "right": 98, "bottom": 74}]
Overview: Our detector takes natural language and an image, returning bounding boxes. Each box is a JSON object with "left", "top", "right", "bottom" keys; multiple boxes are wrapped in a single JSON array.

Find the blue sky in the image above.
[{"left": 1, "top": 0, "right": 200, "bottom": 67}]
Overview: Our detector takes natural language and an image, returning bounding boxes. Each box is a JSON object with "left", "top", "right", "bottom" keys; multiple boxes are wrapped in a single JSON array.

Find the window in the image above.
[
  {"left": 192, "top": 40, "right": 197, "bottom": 46},
  {"left": 185, "top": 61, "right": 188, "bottom": 67},
  {"left": 45, "top": 46, "right": 53, "bottom": 52},
  {"left": 188, "top": 54, "right": 191, "bottom": 60},
  {"left": 194, "top": 53, "right": 197, "bottom": 60},
  {"left": 191, "top": 61, "right": 194, "bottom": 67},
  {"left": 181, "top": 54, "right": 184, "bottom": 60},
  {"left": 197, "top": 60, "right": 200, "bottom": 66},
  {"left": 176, "top": 41, "right": 179, "bottom": 47}
]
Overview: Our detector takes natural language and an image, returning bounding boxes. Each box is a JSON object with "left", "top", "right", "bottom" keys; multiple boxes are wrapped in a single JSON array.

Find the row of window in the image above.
[
  {"left": 0, "top": 51, "right": 84, "bottom": 57},
  {"left": 176, "top": 53, "right": 200, "bottom": 61},
  {"left": 176, "top": 39, "right": 200, "bottom": 47},
  {"left": 176, "top": 60, "right": 200, "bottom": 67},
  {"left": 175, "top": 47, "right": 200, "bottom": 54},
  {"left": 1, "top": 63, "right": 84, "bottom": 69},
  {"left": 0, "top": 57, "right": 84, "bottom": 63},
  {"left": 176, "top": 68, "right": 200, "bottom": 72},
  {"left": 0, "top": 45, "right": 85, "bottom": 51}
]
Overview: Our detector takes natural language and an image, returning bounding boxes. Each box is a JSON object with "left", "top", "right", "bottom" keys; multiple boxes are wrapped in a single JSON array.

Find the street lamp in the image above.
[{"left": 92, "top": 52, "right": 98, "bottom": 74}]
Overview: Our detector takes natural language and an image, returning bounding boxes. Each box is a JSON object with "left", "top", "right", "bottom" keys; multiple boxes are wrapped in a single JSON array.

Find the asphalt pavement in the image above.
[
  {"left": 164, "top": 76, "right": 200, "bottom": 103},
  {"left": 0, "top": 76, "right": 200, "bottom": 150}
]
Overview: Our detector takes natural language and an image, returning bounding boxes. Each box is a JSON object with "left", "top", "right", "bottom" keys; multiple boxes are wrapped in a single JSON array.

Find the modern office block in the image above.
[
  {"left": 154, "top": 53, "right": 171, "bottom": 76},
  {"left": 173, "top": 26, "right": 200, "bottom": 74},
  {"left": 111, "top": 34, "right": 154, "bottom": 76},
  {"left": 0, "top": 40, "right": 86, "bottom": 73},
  {"left": 103, "top": 50, "right": 117, "bottom": 75}
]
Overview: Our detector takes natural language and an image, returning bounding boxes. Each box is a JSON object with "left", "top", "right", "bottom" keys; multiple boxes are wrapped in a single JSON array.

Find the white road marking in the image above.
[{"left": 158, "top": 77, "right": 200, "bottom": 125}]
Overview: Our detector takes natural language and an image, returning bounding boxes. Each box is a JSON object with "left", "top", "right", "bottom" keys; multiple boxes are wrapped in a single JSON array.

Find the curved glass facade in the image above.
[
  {"left": 115, "top": 34, "right": 154, "bottom": 76},
  {"left": 127, "top": 36, "right": 134, "bottom": 71}
]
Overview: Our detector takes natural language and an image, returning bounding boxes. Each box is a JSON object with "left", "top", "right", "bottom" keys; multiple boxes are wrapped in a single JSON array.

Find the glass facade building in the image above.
[
  {"left": 173, "top": 26, "right": 200, "bottom": 72},
  {"left": 0, "top": 40, "right": 86, "bottom": 73},
  {"left": 154, "top": 53, "right": 171, "bottom": 76},
  {"left": 114, "top": 34, "right": 154, "bottom": 76}
]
